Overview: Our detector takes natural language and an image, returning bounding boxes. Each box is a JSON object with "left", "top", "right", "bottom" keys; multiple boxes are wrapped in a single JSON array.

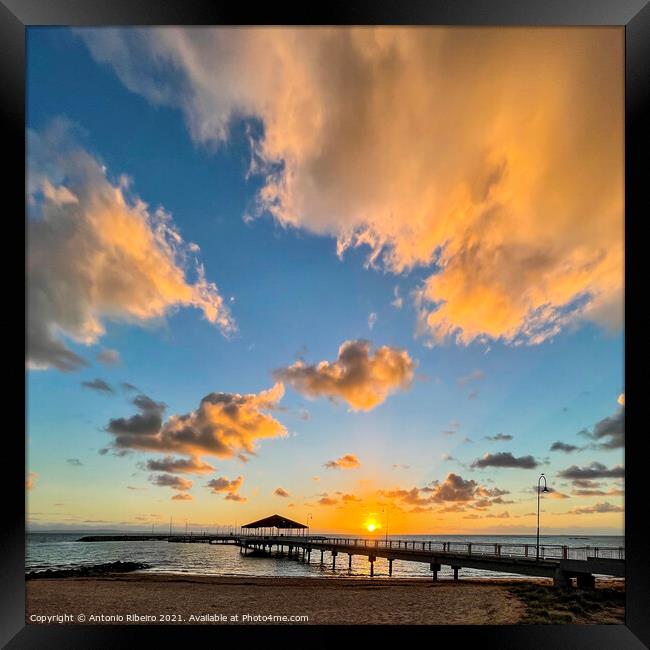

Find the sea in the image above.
[{"left": 26, "top": 533, "right": 624, "bottom": 580}]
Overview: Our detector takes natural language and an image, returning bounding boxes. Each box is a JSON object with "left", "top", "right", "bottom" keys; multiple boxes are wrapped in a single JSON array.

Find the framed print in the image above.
[{"left": 3, "top": 0, "right": 649, "bottom": 647}]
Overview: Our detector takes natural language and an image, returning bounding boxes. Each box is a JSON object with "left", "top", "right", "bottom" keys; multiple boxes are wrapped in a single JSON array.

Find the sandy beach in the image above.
[{"left": 25, "top": 574, "right": 625, "bottom": 625}]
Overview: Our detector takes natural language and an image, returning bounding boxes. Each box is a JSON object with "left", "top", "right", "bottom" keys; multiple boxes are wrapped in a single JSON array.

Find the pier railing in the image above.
[
  {"left": 243, "top": 535, "right": 624, "bottom": 561},
  {"left": 314, "top": 538, "right": 624, "bottom": 561}
]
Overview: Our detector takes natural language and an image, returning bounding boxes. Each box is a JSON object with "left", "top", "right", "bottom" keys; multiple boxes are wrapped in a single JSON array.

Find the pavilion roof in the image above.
[{"left": 242, "top": 514, "right": 307, "bottom": 529}]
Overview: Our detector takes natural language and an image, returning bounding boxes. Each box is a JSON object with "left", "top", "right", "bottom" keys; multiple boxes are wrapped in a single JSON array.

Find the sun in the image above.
[{"left": 365, "top": 521, "right": 380, "bottom": 533}]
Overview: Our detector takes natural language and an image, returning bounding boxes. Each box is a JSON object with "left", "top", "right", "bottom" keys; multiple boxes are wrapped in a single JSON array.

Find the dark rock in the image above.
[{"left": 26, "top": 561, "right": 149, "bottom": 579}]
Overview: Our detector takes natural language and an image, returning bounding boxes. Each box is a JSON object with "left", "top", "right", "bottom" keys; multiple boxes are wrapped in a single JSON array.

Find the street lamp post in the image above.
[{"left": 536, "top": 473, "right": 549, "bottom": 561}]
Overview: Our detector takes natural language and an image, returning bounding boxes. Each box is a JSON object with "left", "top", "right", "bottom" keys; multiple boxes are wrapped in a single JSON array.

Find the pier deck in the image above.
[{"left": 77, "top": 533, "right": 624, "bottom": 587}]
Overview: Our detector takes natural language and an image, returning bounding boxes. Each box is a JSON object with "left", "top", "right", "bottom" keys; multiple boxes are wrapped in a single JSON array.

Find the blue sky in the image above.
[{"left": 26, "top": 27, "right": 624, "bottom": 534}]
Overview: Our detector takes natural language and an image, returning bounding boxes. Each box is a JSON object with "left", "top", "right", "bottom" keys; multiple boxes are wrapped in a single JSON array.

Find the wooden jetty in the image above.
[
  {"left": 78, "top": 532, "right": 624, "bottom": 588},
  {"left": 235, "top": 535, "right": 624, "bottom": 588}
]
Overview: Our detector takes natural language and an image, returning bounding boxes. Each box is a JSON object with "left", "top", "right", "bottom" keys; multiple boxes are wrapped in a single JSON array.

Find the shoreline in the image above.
[{"left": 26, "top": 573, "right": 625, "bottom": 626}]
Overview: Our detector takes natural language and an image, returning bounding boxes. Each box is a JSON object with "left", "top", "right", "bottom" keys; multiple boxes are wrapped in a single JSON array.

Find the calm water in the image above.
[{"left": 26, "top": 533, "right": 624, "bottom": 580}]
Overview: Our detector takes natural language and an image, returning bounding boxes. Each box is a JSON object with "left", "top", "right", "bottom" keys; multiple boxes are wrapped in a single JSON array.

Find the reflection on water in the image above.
[{"left": 26, "top": 533, "right": 624, "bottom": 580}]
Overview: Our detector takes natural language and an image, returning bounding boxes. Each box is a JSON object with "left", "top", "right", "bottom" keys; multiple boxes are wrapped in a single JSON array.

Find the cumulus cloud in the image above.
[
  {"left": 274, "top": 487, "right": 290, "bottom": 497},
  {"left": 275, "top": 340, "right": 414, "bottom": 411},
  {"left": 572, "top": 486, "right": 625, "bottom": 497},
  {"left": 150, "top": 473, "right": 192, "bottom": 491},
  {"left": 225, "top": 493, "right": 247, "bottom": 502},
  {"left": 565, "top": 501, "right": 624, "bottom": 515},
  {"left": 79, "top": 27, "right": 623, "bottom": 345},
  {"left": 550, "top": 441, "right": 580, "bottom": 453},
  {"left": 380, "top": 473, "right": 507, "bottom": 511},
  {"left": 579, "top": 405, "right": 624, "bottom": 450},
  {"left": 324, "top": 453, "right": 361, "bottom": 470},
  {"left": 547, "top": 491, "right": 571, "bottom": 500},
  {"left": 27, "top": 120, "right": 234, "bottom": 372},
  {"left": 558, "top": 462, "right": 625, "bottom": 480},
  {"left": 207, "top": 475, "right": 245, "bottom": 501},
  {"left": 97, "top": 349, "right": 121, "bottom": 366},
  {"left": 380, "top": 487, "right": 433, "bottom": 507},
  {"left": 528, "top": 485, "right": 570, "bottom": 499},
  {"left": 107, "top": 394, "right": 166, "bottom": 438},
  {"left": 571, "top": 479, "right": 601, "bottom": 489},
  {"left": 144, "top": 456, "right": 215, "bottom": 474},
  {"left": 618, "top": 393, "right": 625, "bottom": 406},
  {"left": 105, "top": 383, "right": 286, "bottom": 459},
  {"left": 427, "top": 473, "right": 479, "bottom": 502},
  {"left": 471, "top": 452, "right": 539, "bottom": 469},
  {"left": 81, "top": 378, "right": 114, "bottom": 394}
]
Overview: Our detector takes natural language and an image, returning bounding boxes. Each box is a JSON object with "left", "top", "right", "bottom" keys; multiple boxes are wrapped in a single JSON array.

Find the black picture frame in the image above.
[{"left": 4, "top": 0, "right": 648, "bottom": 647}]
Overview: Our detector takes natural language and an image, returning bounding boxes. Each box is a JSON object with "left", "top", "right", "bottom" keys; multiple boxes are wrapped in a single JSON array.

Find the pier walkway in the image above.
[{"left": 78, "top": 533, "right": 624, "bottom": 587}]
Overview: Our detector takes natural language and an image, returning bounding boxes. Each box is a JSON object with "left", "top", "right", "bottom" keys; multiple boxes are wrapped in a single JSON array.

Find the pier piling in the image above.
[{"left": 576, "top": 573, "right": 595, "bottom": 590}]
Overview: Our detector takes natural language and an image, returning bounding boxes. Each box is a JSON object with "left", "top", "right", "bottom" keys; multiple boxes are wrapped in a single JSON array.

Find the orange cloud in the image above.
[
  {"left": 83, "top": 27, "right": 623, "bottom": 345},
  {"left": 26, "top": 472, "right": 38, "bottom": 490},
  {"left": 171, "top": 493, "right": 192, "bottom": 501},
  {"left": 27, "top": 120, "right": 234, "bottom": 371},
  {"left": 324, "top": 453, "right": 361, "bottom": 470},
  {"left": 274, "top": 487, "right": 290, "bottom": 497},
  {"left": 275, "top": 340, "right": 414, "bottom": 411},
  {"left": 380, "top": 473, "right": 510, "bottom": 512},
  {"left": 106, "top": 383, "right": 286, "bottom": 459},
  {"left": 206, "top": 475, "right": 247, "bottom": 502}
]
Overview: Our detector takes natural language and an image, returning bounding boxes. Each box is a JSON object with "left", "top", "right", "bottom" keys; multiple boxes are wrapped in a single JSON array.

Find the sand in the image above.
[{"left": 26, "top": 574, "right": 528, "bottom": 625}]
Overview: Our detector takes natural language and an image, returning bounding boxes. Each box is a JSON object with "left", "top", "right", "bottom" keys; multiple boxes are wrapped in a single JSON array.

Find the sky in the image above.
[{"left": 26, "top": 27, "right": 624, "bottom": 535}]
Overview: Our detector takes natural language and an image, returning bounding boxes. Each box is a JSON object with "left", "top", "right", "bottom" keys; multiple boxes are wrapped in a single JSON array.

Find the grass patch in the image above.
[{"left": 509, "top": 583, "right": 625, "bottom": 624}]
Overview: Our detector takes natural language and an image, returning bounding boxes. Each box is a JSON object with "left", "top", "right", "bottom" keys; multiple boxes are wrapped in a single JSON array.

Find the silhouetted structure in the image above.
[{"left": 242, "top": 514, "right": 308, "bottom": 537}]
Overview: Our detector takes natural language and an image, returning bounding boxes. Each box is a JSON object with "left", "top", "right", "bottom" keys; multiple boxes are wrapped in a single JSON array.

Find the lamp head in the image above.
[{"left": 542, "top": 486, "right": 550, "bottom": 493}]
